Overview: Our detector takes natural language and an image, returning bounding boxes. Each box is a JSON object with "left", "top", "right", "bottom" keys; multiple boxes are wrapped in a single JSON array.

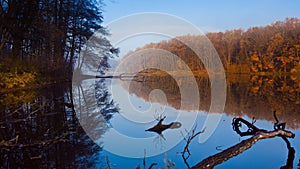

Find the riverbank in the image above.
[{"left": 0, "top": 76, "right": 71, "bottom": 94}]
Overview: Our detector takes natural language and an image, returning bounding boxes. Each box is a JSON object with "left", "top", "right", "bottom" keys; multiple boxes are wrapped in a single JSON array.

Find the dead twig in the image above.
[
  {"left": 106, "top": 155, "right": 111, "bottom": 169},
  {"left": 180, "top": 124, "right": 205, "bottom": 168}
]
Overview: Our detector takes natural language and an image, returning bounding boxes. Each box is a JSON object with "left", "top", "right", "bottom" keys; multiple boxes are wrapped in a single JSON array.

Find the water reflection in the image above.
[
  {"left": 0, "top": 80, "right": 118, "bottom": 168},
  {"left": 72, "top": 78, "right": 118, "bottom": 142},
  {"left": 103, "top": 73, "right": 300, "bottom": 168},
  {"left": 1, "top": 74, "right": 300, "bottom": 168},
  {"left": 127, "top": 73, "right": 300, "bottom": 129}
]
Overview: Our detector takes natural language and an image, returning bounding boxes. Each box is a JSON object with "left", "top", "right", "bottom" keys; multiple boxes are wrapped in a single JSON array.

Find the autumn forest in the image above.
[{"left": 121, "top": 18, "right": 300, "bottom": 74}]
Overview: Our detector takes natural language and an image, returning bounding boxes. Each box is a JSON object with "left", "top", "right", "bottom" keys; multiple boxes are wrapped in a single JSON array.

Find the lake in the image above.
[{"left": 1, "top": 74, "right": 300, "bottom": 168}]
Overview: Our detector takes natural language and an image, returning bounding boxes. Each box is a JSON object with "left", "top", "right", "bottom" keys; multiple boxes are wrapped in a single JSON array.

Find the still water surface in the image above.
[{"left": 1, "top": 74, "right": 300, "bottom": 168}]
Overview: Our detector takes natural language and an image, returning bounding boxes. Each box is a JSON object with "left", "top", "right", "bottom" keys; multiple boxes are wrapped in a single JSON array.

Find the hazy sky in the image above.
[
  {"left": 103, "top": 0, "right": 300, "bottom": 32},
  {"left": 101, "top": 0, "right": 300, "bottom": 58}
]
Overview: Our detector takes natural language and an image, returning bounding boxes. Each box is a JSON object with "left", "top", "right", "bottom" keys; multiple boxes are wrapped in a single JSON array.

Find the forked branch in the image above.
[
  {"left": 191, "top": 111, "right": 295, "bottom": 169},
  {"left": 181, "top": 125, "right": 205, "bottom": 168}
]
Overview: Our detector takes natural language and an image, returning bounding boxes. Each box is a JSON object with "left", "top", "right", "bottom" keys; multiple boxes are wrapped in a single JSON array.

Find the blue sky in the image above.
[{"left": 103, "top": 0, "right": 300, "bottom": 32}]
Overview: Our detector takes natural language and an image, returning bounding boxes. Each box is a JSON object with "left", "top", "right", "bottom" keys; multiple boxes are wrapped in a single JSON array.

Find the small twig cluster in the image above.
[{"left": 180, "top": 124, "right": 205, "bottom": 168}]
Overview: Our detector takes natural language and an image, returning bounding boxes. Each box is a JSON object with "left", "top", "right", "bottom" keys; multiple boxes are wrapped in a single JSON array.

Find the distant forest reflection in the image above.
[{"left": 127, "top": 71, "right": 300, "bottom": 129}]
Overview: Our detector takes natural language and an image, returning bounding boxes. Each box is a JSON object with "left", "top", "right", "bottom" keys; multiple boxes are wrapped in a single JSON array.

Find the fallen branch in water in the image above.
[
  {"left": 145, "top": 112, "right": 182, "bottom": 136},
  {"left": 280, "top": 136, "right": 295, "bottom": 169},
  {"left": 180, "top": 124, "right": 205, "bottom": 168},
  {"left": 191, "top": 129, "right": 294, "bottom": 169},
  {"left": 191, "top": 111, "right": 295, "bottom": 169}
]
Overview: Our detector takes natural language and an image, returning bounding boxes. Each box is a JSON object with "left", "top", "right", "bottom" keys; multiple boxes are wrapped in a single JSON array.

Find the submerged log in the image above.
[
  {"left": 145, "top": 116, "right": 181, "bottom": 134},
  {"left": 191, "top": 112, "right": 295, "bottom": 169},
  {"left": 191, "top": 129, "right": 294, "bottom": 169}
]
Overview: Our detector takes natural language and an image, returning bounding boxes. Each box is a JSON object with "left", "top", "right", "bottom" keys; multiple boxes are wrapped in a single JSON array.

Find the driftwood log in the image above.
[
  {"left": 145, "top": 116, "right": 181, "bottom": 135},
  {"left": 191, "top": 111, "right": 295, "bottom": 169}
]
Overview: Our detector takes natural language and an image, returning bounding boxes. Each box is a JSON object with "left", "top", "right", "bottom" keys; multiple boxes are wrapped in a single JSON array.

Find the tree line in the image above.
[
  {"left": 122, "top": 18, "right": 300, "bottom": 74},
  {"left": 0, "top": 0, "right": 115, "bottom": 84}
]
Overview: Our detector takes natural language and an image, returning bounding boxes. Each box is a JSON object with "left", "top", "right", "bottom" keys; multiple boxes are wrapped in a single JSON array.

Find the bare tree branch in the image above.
[
  {"left": 191, "top": 112, "right": 295, "bottom": 169},
  {"left": 181, "top": 124, "right": 205, "bottom": 168},
  {"left": 191, "top": 129, "right": 294, "bottom": 169}
]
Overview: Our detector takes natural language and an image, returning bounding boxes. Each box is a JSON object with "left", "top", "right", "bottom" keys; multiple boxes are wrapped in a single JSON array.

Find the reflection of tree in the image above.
[
  {"left": 127, "top": 70, "right": 206, "bottom": 111},
  {"left": 0, "top": 90, "right": 37, "bottom": 113},
  {"left": 95, "top": 79, "right": 119, "bottom": 121},
  {"left": 227, "top": 74, "right": 300, "bottom": 129},
  {"left": 127, "top": 74, "right": 300, "bottom": 129},
  {"left": 73, "top": 78, "right": 118, "bottom": 142},
  {"left": 0, "top": 82, "right": 118, "bottom": 168}
]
